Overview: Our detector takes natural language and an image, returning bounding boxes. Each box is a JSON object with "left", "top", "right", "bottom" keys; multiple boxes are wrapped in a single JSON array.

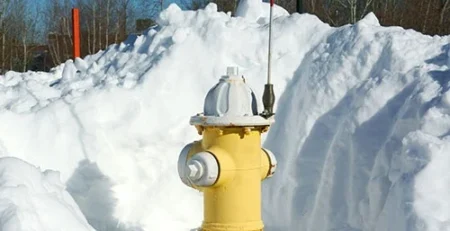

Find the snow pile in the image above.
[
  {"left": 1, "top": 2, "right": 315, "bottom": 230},
  {"left": 0, "top": 67, "right": 63, "bottom": 113},
  {"left": 235, "top": 0, "right": 289, "bottom": 22},
  {"left": 262, "top": 13, "right": 450, "bottom": 231},
  {"left": 0, "top": 1, "right": 449, "bottom": 231},
  {"left": 0, "top": 157, "right": 94, "bottom": 231}
]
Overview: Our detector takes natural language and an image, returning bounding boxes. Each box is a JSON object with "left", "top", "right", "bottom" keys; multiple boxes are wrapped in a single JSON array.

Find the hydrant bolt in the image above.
[{"left": 187, "top": 159, "right": 203, "bottom": 181}]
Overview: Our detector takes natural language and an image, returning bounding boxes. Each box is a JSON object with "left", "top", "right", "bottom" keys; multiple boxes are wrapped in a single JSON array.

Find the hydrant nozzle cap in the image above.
[{"left": 186, "top": 152, "right": 219, "bottom": 187}]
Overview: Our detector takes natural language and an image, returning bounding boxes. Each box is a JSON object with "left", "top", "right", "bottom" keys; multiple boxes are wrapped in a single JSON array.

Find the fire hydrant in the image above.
[{"left": 177, "top": 67, "right": 277, "bottom": 231}]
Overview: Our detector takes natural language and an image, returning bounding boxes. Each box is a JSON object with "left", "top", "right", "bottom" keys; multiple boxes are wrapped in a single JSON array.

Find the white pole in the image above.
[{"left": 267, "top": 0, "right": 274, "bottom": 85}]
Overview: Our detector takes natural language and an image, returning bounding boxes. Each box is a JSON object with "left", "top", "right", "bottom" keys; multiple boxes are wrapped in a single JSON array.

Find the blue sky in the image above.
[
  {"left": 25, "top": 0, "right": 190, "bottom": 42},
  {"left": 27, "top": 0, "right": 190, "bottom": 16}
]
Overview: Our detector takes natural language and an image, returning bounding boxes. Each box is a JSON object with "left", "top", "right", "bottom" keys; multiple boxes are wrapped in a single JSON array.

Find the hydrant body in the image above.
[{"left": 178, "top": 67, "right": 276, "bottom": 231}]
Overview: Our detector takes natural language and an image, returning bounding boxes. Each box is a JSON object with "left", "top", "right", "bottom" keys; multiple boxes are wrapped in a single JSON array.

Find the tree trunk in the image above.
[
  {"left": 62, "top": 19, "right": 70, "bottom": 61},
  {"left": 1, "top": 33, "right": 5, "bottom": 74},
  {"left": 422, "top": 0, "right": 432, "bottom": 33},
  {"left": 392, "top": 0, "right": 399, "bottom": 23},
  {"left": 350, "top": 0, "right": 357, "bottom": 23},
  {"left": 117, "top": 0, "right": 130, "bottom": 41},
  {"left": 51, "top": 37, "right": 62, "bottom": 65},
  {"left": 383, "top": 0, "right": 388, "bottom": 18},
  {"left": 119, "top": 3, "right": 127, "bottom": 41},
  {"left": 86, "top": 21, "right": 92, "bottom": 54},
  {"left": 418, "top": 0, "right": 425, "bottom": 27},
  {"left": 9, "top": 43, "right": 12, "bottom": 70},
  {"left": 419, "top": 0, "right": 425, "bottom": 15},
  {"left": 98, "top": 19, "right": 102, "bottom": 49},
  {"left": 56, "top": 34, "right": 61, "bottom": 63},
  {"left": 49, "top": 44, "right": 59, "bottom": 67},
  {"left": 439, "top": 0, "right": 450, "bottom": 34},
  {"left": 106, "top": 0, "right": 110, "bottom": 49},
  {"left": 9, "top": 42, "right": 15, "bottom": 70},
  {"left": 324, "top": 3, "right": 337, "bottom": 26},
  {"left": 22, "top": 36, "right": 27, "bottom": 72},
  {"left": 360, "top": 0, "right": 373, "bottom": 19},
  {"left": 310, "top": 0, "right": 315, "bottom": 13},
  {"left": 399, "top": 0, "right": 405, "bottom": 25},
  {"left": 93, "top": 5, "right": 96, "bottom": 53},
  {"left": 65, "top": 16, "right": 73, "bottom": 46},
  {"left": 114, "top": 22, "right": 119, "bottom": 44}
]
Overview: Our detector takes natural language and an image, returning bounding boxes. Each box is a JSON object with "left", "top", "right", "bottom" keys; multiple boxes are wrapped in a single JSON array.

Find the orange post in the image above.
[{"left": 72, "top": 8, "right": 80, "bottom": 59}]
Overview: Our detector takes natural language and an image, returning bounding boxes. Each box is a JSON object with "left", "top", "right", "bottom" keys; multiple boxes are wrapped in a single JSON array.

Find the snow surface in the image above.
[
  {"left": 0, "top": 157, "right": 94, "bottom": 231},
  {"left": 235, "top": 0, "right": 289, "bottom": 23},
  {"left": 0, "top": 1, "right": 449, "bottom": 230},
  {"left": 262, "top": 13, "right": 450, "bottom": 231}
]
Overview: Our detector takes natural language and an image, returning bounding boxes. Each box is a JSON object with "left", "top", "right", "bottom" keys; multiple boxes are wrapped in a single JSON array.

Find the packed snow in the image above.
[
  {"left": 0, "top": 157, "right": 94, "bottom": 231},
  {"left": 0, "top": 0, "right": 449, "bottom": 230}
]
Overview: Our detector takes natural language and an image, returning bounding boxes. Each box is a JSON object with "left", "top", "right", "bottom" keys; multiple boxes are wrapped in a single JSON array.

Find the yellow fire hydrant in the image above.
[{"left": 177, "top": 67, "right": 277, "bottom": 231}]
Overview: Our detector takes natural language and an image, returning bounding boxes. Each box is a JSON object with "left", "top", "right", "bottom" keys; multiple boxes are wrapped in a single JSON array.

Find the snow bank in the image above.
[
  {"left": 262, "top": 13, "right": 450, "bottom": 231},
  {"left": 235, "top": 0, "right": 289, "bottom": 23},
  {"left": 1, "top": 3, "right": 317, "bottom": 230},
  {"left": 0, "top": 2, "right": 449, "bottom": 231},
  {"left": 0, "top": 157, "right": 94, "bottom": 231}
]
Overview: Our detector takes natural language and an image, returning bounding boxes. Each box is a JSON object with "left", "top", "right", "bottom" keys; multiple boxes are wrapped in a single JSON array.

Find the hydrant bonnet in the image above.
[
  {"left": 203, "top": 67, "right": 257, "bottom": 117},
  {"left": 190, "top": 67, "right": 274, "bottom": 127}
]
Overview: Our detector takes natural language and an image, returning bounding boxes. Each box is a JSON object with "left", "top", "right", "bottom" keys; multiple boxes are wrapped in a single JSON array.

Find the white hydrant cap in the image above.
[
  {"left": 186, "top": 152, "right": 219, "bottom": 187},
  {"left": 177, "top": 143, "right": 219, "bottom": 187},
  {"left": 190, "top": 66, "right": 274, "bottom": 127}
]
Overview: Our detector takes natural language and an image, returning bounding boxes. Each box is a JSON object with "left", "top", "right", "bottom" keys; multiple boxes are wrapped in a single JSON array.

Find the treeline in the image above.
[
  {"left": 0, "top": 0, "right": 163, "bottom": 74},
  {"left": 0, "top": 0, "right": 449, "bottom": 74},
  {"left": 203, "top": 0, "right": 450, "bottom": 35},
  {"left": 299, "top": 0, "right": 450, "bottom": 35}
]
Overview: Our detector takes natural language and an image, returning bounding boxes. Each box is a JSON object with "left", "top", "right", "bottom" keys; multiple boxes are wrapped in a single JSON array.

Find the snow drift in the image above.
[
  {"left": 0, "top": 0, "right": 449, "bottom": 230},
  {"left": 262, "top": 12, "right": 450, "bottom": 231},
  {"left": 0, "top": 157, "right": 94, "bottom": 231}
]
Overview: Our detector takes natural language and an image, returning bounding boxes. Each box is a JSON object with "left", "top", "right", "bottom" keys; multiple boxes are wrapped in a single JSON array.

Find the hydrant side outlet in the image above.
[
  {"left": 187, "top": 152, "right": 219, "bottom": 187},
  {"left": 178, "top": 142, "right": 194, "bottom": 187},
  {"left": 178, "top": 141, "right": 205, "bottom": 189},
  {"left": 261, "top": 148, "right": 277, "bottom": 178}
]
